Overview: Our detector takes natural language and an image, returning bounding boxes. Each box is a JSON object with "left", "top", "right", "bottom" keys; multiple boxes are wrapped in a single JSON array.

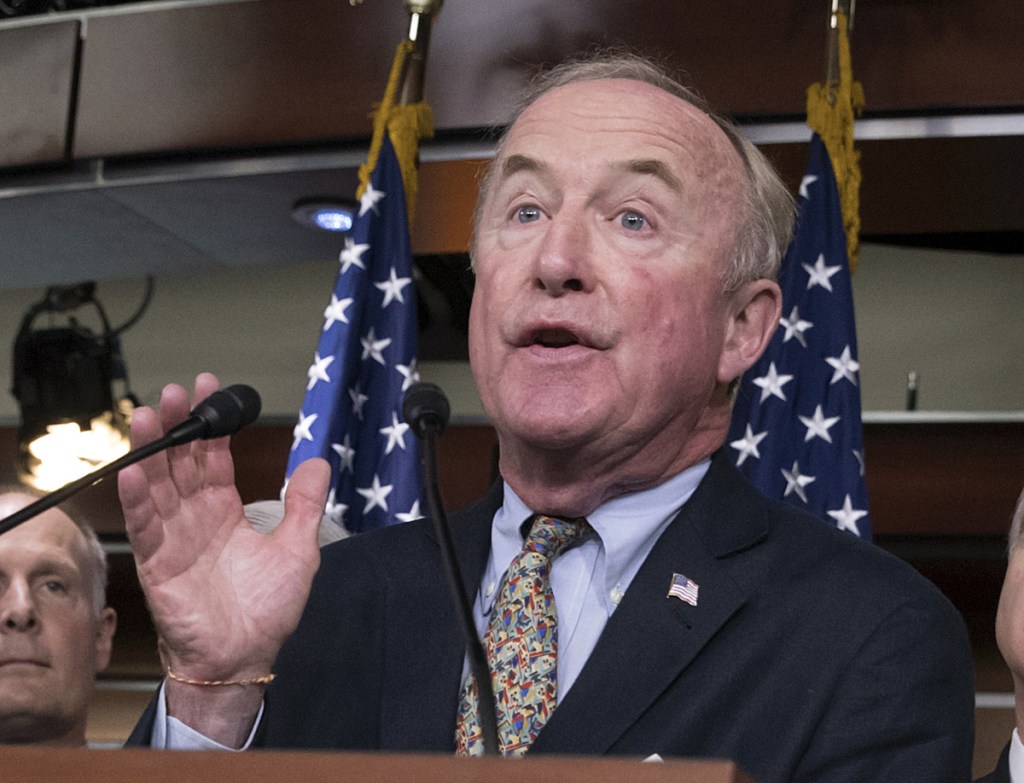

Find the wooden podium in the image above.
[{"left": 4, "top": 746, "right": 756, "bottom": 782}]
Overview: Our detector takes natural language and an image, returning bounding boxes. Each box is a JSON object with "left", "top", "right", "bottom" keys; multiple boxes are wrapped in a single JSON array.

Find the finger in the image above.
[
  {"left": 118, "top": 459, "right": 165, "bottom": 563},
  {"left": 126, "top": 404, "right": 181, "bottom": 521},
  {"left": 191, "top": 372, "right": 237, "bottom": 492},
  {"left": 162, "top": 377, "right": 215, "bottom": 498},
  {"left": 151, "top": 384, "right": 201, "bottom": 512},
  {"left": 193, "top": 371, "right": 222, "bottom": 403},
  {"left": 278, "top": 458, "right": 332, "bottom": 548}
]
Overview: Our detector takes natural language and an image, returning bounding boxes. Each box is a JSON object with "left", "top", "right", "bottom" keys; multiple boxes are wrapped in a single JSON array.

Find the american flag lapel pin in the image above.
[{"left": 667, "top": 573, "right": 699, "bottom": 607}]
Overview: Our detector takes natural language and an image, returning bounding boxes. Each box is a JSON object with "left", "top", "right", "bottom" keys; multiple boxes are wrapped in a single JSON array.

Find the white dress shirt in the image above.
[{"left": 1009, "top": 727, "right": 1023, "bottom": 782}]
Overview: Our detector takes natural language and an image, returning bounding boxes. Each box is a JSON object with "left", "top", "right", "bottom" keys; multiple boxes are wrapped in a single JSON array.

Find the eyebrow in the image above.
[
  {"left": 500, "top": 154, "right": 548, "bottom": 182},
  {"left": 615, "top": 159, "right": 684, "bottom": 193},
  {"left": 499, "top": 154, "right": 683, "bottom": 194}
]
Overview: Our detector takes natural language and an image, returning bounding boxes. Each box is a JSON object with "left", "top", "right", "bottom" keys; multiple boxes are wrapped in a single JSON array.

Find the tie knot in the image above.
[{"left": 524, "top": 514, "right": 591, "bottom": 559}]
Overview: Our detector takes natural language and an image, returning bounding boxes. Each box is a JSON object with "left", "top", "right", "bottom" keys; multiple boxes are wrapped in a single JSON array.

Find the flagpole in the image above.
[
  {"left": 825, "top": 0, "right": 855, "bottom": 99},
  {"left": 397, "top": 0, "right": 443, "bottom": 106}
]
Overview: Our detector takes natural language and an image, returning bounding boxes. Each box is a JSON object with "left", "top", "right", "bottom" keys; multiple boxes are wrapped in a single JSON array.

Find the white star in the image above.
[
  {"left": 375, "top": 267, "right": 413, "bottom": 308},
  {"left": 396, "top": 359, "right": 420, "bottom": 392},
  {"left": 752, "top": 362, "right": 794, "bottom": 404},
  {"left": 779, "top": 306, "right": 814, "bottom": 348},
  {"left": 359, "top": 181, "right": 386, "bottom": 216},
  {"left": 291, "top": 412, "right": 318, "bottom": 450},
  {"left": 853, "top": 449, "right": 866, "bottom": 477},
  {"left": 339, "top": 237, "right": 369, "bottom": 274},
  {"left": 357, "top": 474, "right": 393, "bottom": 515},
  {"left": 331, "top": 434, "right": 355, "bottom": 473},
  {"left": 799, "top": 175, "right": 818, "bottom": 199},
  {"left": 379, "top": 411, "right": 411, "bottom": 455},
  {"left": 323, "top": 294, "right": 354, "bottom": 331},
  {"left": 781, "top": 461, "right": 816, "bottom": 504},
  {"left": 803, "top": 253, "right": 843, "bottom": 293},
  {"left": 349, "top": 386, "right": 368, "bottom": 420},
  {"left": 826, "top": 345, "right": 860, "bottom": 386},
  {"left": 360, "top": 327, "right": 391, "bottom": 366},
  {"left": 324, "top": 488, "right": 347, "bottom": 526},
  {"left": 827, "top": 494, "right": 869, "bottom": 536},
  {"left": 730, "top": 424, "right": 768, "bottom": 466},
  {"left": 396, "top": 500, "right": 422, "bottom": 523},
  {"left": 799, "top": 405, "right": 841, "bottom": 444},
  {"left": 306, "top": 352, "right": 334, "bottom": 390}
]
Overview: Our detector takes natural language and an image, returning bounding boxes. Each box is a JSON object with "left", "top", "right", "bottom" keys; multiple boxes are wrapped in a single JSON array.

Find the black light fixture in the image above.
[{"left": 10, "top": 281, "right": 149, "bottom": 491}]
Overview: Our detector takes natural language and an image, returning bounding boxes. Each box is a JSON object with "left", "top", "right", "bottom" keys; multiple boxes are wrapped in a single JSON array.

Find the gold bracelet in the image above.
[{"left": 166, "top": 668, "right": 276, "bottom": 687}]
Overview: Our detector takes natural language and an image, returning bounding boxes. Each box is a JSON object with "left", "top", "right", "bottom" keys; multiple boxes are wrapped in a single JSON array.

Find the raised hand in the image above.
[{"left": 118, "top": 373, "right": 330, "bottom": 745}]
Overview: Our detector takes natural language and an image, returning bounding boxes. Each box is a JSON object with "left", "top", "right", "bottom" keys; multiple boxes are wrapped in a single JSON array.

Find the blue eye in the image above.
[
  {"left": 516, "top": 206, "right": 541, "bottom": 223},
  {"left": 620, "top": 211, "right": 646, "bottom": 231}
]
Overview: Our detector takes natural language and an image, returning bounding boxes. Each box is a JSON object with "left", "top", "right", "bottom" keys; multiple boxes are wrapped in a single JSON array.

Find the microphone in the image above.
[
  {"left": 164, "top": 383, "right": 262, "bottom": 446},
  {"left": 0, "top": 384, "right": 262, "bottom": 537},
  {"left": 403, "top": 382, "right": 500, "bottom": 757},
  {"left": 402, "top": 381, "right": 451, "bottom": 439}
]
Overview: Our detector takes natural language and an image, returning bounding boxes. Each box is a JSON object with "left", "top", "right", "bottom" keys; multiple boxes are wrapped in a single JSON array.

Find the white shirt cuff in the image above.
[
  {"left": 151, "top": 680, "right": 264, "bottom": 750},
  {"left": 1009, "top": 726, "right": 1024, "bottom": 783}
]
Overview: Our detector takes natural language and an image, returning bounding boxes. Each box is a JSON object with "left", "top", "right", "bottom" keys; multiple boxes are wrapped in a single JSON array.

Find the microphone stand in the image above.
[{"left": 406, "top": 383, "right": 500, "bottom": 756}]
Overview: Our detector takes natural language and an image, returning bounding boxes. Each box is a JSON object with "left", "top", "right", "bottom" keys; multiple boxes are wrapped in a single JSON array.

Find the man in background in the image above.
[
  {"left": 0, "top": 488, "right": 117, "bottom": 746},
  {"left": 979, "top": 486, "right": 1024, "bottom": 782}
]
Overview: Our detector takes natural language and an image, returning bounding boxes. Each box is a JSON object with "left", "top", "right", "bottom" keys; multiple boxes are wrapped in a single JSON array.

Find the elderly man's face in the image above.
[
  {"left": 0, "top": 497, "right": 116, "bottom": 745},
  {"left": 470, "top": 79, "right": 755, "bottom": 483}
]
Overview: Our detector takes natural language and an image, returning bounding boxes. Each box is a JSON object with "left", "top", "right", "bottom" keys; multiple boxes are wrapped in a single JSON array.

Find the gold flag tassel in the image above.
[
  {"left": 356, "top": 33, "right": 436, "bottom": 224},
  {"left": 806, "top": 6, "right": 864, "bottom": 272}
]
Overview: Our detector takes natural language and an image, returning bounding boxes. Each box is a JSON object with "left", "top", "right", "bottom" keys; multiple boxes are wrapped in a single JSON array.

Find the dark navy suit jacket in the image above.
[{"left": 130, "top": 454, "right": 975, "bottom": 783}]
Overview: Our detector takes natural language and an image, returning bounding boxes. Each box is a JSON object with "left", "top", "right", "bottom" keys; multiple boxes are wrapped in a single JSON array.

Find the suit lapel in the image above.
[
  {"left": 379, "top": 483, "right": 502, "bottom": 749},
  {"left": 531, "top": 454, "right": 770, "bottom": 755}
]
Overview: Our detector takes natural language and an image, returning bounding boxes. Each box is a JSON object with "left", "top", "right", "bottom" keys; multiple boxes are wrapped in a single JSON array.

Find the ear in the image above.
[
  {"left": 717, "top": 279, "right": 782, "bottom": 384},
  {"left": 93, "top": 607, "right": 118, "bottom": 673}
]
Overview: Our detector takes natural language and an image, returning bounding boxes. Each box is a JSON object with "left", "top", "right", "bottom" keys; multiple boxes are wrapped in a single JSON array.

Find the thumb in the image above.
[{"left": 280, "top": 458, "right": 332, "bottom": 545}]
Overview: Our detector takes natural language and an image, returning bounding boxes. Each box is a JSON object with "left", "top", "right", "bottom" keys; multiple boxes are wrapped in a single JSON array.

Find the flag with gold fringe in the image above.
[
  {"left": 285, "top": 40, "right": 433, "bottom": 534},
  {"left": 728, "top": 9, "right": 870, "bottom": 537}
]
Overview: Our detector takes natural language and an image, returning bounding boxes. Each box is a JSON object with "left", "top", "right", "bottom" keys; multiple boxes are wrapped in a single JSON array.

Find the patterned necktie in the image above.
[{"left": 455, "top": 514, "right": 590, "bottom": 757}]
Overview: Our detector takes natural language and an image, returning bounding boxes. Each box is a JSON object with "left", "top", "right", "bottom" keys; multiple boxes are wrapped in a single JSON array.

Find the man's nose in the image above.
[
  {"left": 0, "top": 582, "right": 39, "bottom": 632},
  {"left": 532, "top": 212, "right": 594, "bottom": 295}
]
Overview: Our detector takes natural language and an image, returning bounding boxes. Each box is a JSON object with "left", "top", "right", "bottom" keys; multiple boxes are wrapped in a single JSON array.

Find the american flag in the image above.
[
  {"left": 284, "top": 131, "right": 423, "bottom": 533},
  {"left": 667, "top": 573, "right": 700, "bottom": 607},
  {"left": 727, "top": 134, "right": 870, "bottom": 538}
]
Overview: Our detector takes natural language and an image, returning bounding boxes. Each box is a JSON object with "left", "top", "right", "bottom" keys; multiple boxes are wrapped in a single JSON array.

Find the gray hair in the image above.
[
  {"left": 1009, "top": 485, "right": 1024, "bottom": 555},
  {"left": 472, "top": 51, "right": 796, "bottom": 292},
  {"left": 0, "top": 486, "right": 109, "bottom": 617}
]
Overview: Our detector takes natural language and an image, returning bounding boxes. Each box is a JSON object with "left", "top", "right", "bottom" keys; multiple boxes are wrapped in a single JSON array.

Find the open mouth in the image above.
[{"left": 532, "top": 328, "right": 581, "bottom": 348}]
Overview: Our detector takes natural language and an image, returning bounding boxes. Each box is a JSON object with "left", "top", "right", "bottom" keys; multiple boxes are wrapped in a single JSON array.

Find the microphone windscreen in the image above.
[
  {"left": 194, "top": 384, "right": 262, "bottom": 439},
  {"left": 402, "top": 382, "right": 451, "bottom": 438}
]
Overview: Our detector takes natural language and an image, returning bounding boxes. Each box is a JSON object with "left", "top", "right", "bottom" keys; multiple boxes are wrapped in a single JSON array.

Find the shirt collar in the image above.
[{"left": 486, "top": 459, "right": 711, "bottom": 611}]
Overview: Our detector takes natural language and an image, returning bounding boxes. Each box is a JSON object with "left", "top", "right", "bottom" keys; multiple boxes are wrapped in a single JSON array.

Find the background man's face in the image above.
[{"left": 0, "top": 497, "right": 115, "bottom": 745}]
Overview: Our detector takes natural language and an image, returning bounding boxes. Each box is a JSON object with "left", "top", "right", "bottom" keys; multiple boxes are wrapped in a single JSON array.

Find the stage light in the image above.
[{"left": 11, "top": 282, "right": 148, "bottom": 491}]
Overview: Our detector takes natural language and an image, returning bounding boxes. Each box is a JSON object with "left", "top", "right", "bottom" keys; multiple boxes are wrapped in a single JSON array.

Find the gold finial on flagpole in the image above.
[{"left": 397, "top": 0, "right": 443, "bottom": 106}]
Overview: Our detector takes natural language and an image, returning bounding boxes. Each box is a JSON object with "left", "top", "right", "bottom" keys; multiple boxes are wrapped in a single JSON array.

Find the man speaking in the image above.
[{"left": 119, "top": 52, "right": 974, "bottom": 782}]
